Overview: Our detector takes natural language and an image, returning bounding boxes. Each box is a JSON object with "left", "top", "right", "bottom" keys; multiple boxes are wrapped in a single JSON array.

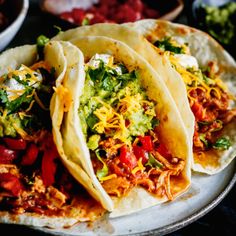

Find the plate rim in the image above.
[{"left": 130, "top": 163, "right": 236, "bottom": 236}]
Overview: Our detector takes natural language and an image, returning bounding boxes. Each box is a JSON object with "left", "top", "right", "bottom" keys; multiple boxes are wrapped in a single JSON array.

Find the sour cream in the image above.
[{"left": 174, "top": 54, "right": 199, "bottom": 69}]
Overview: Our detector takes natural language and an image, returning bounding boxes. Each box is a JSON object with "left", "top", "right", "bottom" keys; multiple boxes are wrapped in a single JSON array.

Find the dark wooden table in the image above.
[{"left": 1, "top": 1, "right": 236, "bottom": 235}]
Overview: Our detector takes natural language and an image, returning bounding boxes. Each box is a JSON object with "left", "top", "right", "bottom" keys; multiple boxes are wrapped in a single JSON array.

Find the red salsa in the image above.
[{"left": 59, "top": 0, "right": 160, "bottom": 25}]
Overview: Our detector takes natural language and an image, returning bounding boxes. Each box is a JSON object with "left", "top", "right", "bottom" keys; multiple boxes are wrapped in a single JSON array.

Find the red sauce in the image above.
[{"left": 59, "top": 0, "right": 160, "bottom": 25}]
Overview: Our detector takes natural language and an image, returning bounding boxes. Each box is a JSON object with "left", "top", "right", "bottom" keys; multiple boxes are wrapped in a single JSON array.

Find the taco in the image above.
[
  {"left": 53, "top": 20, "right": 236, "bottom": 175},
  {"left": 52, "top": 23, "right": 195, "bottom": 149},
  {"left": 57, "top": 36, "right": 191, "bottom": 217},
  {"left": 0, "top": 41, "right": 105, "bottom": 228},
  {"left": 126, "top": 19, "right": 236, "bottom": 174}
]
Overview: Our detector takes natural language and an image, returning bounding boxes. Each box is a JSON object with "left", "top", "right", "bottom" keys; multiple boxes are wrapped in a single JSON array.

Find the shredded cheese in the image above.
[
  {"left": 131, "top": 158, "right": 146, "bottom": 175},
  {"left": 53, "top": 85, "right": 72, "bottom": 112},
  {"left": 12, "top": 123, "right": 28, "bottom": 139},
  {"left": 168, "top": 54, "right": 226, "bottom": 104},
  {"left": 93, "top": 98, "right": 130, "bottom": 144},
  {"left": 99, "top": 174, "right": 117, "bottom": 182}
]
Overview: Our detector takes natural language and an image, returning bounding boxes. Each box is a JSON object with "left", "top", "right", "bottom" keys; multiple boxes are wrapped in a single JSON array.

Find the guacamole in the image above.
[
  {"left": 196, "top": 1, "right": 236, "bottom": 45},
  {"left": 79, "top": 54, "right": 158, "bottom": 147},
  {"left": 0, "top": 64, "right": 55, "bottom": 138}
]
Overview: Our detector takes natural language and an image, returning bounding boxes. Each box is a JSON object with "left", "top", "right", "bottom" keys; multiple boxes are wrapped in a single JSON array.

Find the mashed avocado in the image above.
[
  {"left": 0, "top": 64, "right": 54, "bottom": 138},
  {"left": 197, "top": 2, "right": 236, "bottom": 45},
  {"left": 79, "top": 54, "right": 158, "bottom": 145}
]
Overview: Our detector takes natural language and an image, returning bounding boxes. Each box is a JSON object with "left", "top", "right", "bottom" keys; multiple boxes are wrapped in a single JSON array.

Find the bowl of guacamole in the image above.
[{"left": 192, "top": 0, "right": 236, "bottom": 58}]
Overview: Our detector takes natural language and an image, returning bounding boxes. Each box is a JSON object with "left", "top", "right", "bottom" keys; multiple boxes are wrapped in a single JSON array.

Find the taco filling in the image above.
[
  {"left": 79, "top": 54, "right": 185, "bottom": 200},
  {"left": 0, "top": 59, "right": 104, "bottom": 220},
  {"left": 154, "top": 37, "right": 236, "bottom": 164}
]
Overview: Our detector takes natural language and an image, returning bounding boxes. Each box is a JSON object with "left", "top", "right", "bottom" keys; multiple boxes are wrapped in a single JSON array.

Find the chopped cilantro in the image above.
[
  {"left": 87, "top": 113, "right": 99, "bottom": 132},
  {"left": 6, "top": 88, "right": 34, "bottom": 114},
  {"left": 12, "top": 74, "right": 28, "bottom": 86},
  {"left": 151, "top": 117, "right": 160, "bottom": 129},
  {"left": 95, "top": 149, "right": 109, "bottom": 180},
  {"left": 145, "top": 153, "right": 163, "bottom": 169},
  {"left": 213, "top": 137, "right": 231, "bottom": 150},
  {"left": 199, "top": 133, "right": 209, "bottom": 148},
  {"left": 154, "top": 37, "right": 184, "bottom": 54},
  {"left": 0, "top": 89, "right": 8, "bottom": 104}
]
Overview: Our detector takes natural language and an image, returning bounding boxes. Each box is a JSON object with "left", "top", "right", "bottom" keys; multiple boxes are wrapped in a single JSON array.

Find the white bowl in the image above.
[{"left": 0, "top": 0, "right": 29, "bottom": 52}]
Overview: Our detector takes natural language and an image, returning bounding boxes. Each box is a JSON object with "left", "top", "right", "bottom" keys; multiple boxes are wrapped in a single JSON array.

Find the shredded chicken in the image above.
[{"left": 46, "top": 186, "right": 67, "bottom": 208}]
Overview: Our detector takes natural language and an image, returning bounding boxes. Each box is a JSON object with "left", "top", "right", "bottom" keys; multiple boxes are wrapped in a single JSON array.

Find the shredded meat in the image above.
[
  {"left": 102, "top": 176, "right": 132, "bottom": 197},
  {"left": 97, "top": 150, "right": 185, "bottom": 201},
  {"left": 219, "top": 108, "right": 236, "bottom": 124},
  {"left": 99, "top": 138, "right": 122, "bottom": 158},
  {"left": 191, "top": 84, "right": 234, "bottom": 151}
]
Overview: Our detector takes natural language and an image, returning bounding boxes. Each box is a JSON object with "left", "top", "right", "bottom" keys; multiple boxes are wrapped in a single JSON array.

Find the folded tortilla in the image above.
[
  {"left": 126, "top": 19, "right": 236, "bottom": 174},
  {"left": 56, "top": 36, "right": 191, "bottom": 217},
  {"left": 0, "top": 42, "right": 104, "bottom": 228},
  {"left": 53, "top": 20, "right": 236, "bottom": 175}
]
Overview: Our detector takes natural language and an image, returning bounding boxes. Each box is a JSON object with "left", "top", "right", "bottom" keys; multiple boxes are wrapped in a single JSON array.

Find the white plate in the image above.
[{"left": 26, "top": 159, "right": 236, "bottom": 236}]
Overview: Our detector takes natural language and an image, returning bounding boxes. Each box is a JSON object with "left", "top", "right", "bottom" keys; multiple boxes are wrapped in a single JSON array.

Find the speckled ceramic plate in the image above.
[{"left": 18, "top": 158, "right": 234, "bottom": 236}]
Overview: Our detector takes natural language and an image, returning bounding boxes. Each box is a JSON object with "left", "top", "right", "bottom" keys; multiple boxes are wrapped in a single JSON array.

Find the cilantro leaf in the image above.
[
  {"left": 154, "top": 37, "right": 184, "bottom": 54},
  {"left": 95, "top": 149, "right": 109, "bottom": 181},
  {"left": 145, "top": 153, "right": 163, "bottom": 169},
  {"left": 151, "top": 117, "right": 160, "bottom": 129},
  {"left": 12, "top": 74, "right": 28, "bottom": 86},
  {"left": 102, "top": 75, "right": 119, "bottom": 91},
  {"left": 117, "top": 70, "right": 138, "bottom": 81},
  {"left": 199, "top": 133, "right": 209, "bottom": 148},
  {"left": 86, "top": 113, "right": 99, "bottom": 132},
  {"left": 6, "top": 88, "right": 34, "bottom": 114},
  {"left": 0, "top": 89, "right": 8, "bottom": 104},
  {"left": 213, "top": 137, "right": 231, "bottom": 150},
  {"left": 87, "top": 60, "right": 106, "bottom": 82}
]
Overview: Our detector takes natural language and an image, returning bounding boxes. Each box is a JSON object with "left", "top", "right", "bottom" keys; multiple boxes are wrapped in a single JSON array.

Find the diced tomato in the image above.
[
  {"left": 128, "top": 0, "right": 143, "bottom": 12},
  {"left": 41, "top": 148, "right": 58, "bottom": 187},
  {"left": 21, "top": 143, "right": 39, "bottom": 166},
  {"left": 138, "top": 136, "right": 153, "bottom": 151},
  {"left": 133, "top": 145, "right": 149, "bottom": 164},
  {"left": 114, "top": 4, "right": 141, "bottom": 23},
  {"left": 60, "top": 12, "right": 75, "bottom": 23},
  {"left": 90, "top": 12, "right": 107, "bottom": 24},
  {"left": 119, "top": 146, "right": 137, "bottom": 169},
  {"left": 0, "top": 145, "right": 18, "bottom": 164},
  {"left": 191, "top": 102, "right": 205, "bottom": 121},
  {"left": 72, "top": 8, "right": 85, "bottom": 24},
  {"left": 3, "top": 138, "right": 27, "bottom": 150},
  {"left": 157, "top": 143, "right": 172, "bottom": 159},
  {"left": 0, "top": 173, "right": 23, "bottom": 197}
]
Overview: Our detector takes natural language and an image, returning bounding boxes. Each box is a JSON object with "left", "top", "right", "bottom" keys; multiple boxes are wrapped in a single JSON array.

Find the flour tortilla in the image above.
[
  {"left": 0, "top": 42, "right": 104, "bottom": 228},
  {"left": 126, "top": 19, "right": 236, "bottom": 174},
  {"left": 52, "top": 23, "right": 195, "bottom": 154},
  {"left": 58, "top": 36, "right": 191, "bottom": 217}
]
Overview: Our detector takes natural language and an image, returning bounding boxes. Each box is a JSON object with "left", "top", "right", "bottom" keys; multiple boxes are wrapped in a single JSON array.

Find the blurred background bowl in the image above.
[
  {"left": 191, "top": 0, "right": 236, "bottom": 58},
  {"left": 0, "top": 0, "right": 29, "bottom": 52}
]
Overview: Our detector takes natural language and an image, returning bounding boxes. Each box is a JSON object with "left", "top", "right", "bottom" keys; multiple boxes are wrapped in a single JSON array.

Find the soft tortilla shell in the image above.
[
  {"left": 126, "top": 19, "right": 236, "bottom": 174},
  {"left": 60, "top": 36, "right": 191, "bottom": 216},
  {"left": 0, "top": 42, "right": 100, "bottom": 227},
  {"left": 52, "top": 24, "right": 195, "bottom": 151}
]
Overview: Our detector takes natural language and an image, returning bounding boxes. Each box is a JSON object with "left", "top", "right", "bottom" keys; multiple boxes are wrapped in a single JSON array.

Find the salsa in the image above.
[{"left": 59, "top": 0, "right": 160, "bottom": 25}]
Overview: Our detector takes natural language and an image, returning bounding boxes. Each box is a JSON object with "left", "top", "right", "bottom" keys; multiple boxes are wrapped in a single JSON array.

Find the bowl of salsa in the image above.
[{"left": 41, "top": 0, "right": 184, "bottom": 26}]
